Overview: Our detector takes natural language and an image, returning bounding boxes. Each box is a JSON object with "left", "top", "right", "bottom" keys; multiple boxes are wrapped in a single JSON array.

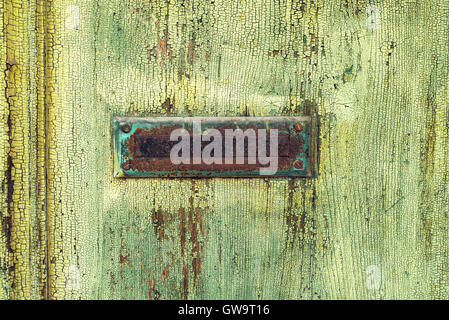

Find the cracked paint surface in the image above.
[{"left": 1, "top": 0, "right": 449, "bottom": 299}]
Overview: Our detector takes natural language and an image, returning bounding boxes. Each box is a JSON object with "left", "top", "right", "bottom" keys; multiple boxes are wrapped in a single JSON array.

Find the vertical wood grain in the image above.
[
  {"left": 1, "top": 0, "right": 47, "bottom": 299},
  {"left": 1, "top": 0, "right": 448, "bottom": 299}
]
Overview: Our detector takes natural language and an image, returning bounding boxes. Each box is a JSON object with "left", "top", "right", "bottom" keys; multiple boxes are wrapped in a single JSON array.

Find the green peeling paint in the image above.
[{"left": 1, "top": 0, "right": 449, "bottom": 300}]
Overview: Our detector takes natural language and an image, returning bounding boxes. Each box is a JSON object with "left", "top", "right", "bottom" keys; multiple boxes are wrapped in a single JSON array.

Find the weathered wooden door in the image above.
[{"left": 1, "top": 0, "right": 448, "bottom": 299}]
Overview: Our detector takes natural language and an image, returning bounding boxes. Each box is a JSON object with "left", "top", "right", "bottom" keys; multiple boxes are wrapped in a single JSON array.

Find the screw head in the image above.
[
  {"left": 293, "top": 159, "right": 303, "bottom": 170},
  {"left": 122, "top": 162, "right": 131, "bottom": 171},
  {"left": 294, "top": 122, "right": 303, "bottom": 132},
  {"left": 121, "top": 123, "right": 132, "bottom": 133}
]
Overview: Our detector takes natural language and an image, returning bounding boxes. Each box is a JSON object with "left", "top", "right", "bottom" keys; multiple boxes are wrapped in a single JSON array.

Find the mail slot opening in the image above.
[{"left": 114, "top": 117, "right": 313, "bottom": 178}]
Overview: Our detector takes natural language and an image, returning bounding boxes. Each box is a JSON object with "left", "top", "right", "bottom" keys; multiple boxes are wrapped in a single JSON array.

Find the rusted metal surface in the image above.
[{"left": 113, "top": 117, "right": 315, "bottom": 178}]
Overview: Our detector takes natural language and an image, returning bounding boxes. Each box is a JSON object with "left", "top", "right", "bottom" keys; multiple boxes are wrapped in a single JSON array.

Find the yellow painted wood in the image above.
[
  {"left": 1, "top": 0, "right": 48, "bottom": 299},
  {"left": 1, "top": 0, "right": 449, "bottom": 299},
  {"left": 0, "top": 0, "right": 7, "bottom": 300}
]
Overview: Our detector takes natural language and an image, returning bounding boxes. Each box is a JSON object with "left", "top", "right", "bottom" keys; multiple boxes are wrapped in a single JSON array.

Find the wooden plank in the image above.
[
  {"left": 0, "top": 0, "right": 8, "bottom": 300},
  {"left": 1, "top": 0, "right": 448, "bottom": 299},
  {"left": 0, "top": 0, "right": 47, "bottom": 299}
]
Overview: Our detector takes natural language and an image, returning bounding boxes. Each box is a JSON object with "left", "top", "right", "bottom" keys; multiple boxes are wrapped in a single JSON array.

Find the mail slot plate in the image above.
[{"left": 113, "top": 117, "right": 314, "bottom": 178}]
